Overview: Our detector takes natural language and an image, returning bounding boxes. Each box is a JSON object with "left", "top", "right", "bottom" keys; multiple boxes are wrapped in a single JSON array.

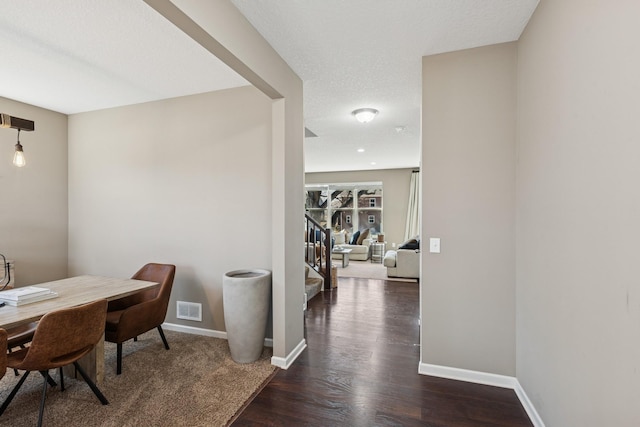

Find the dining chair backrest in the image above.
[
  {"left": 107, "top": 263, "right": 175, "bottom": 314},
  {"left": 18, "top": 299, "right": 107, "bottom": 371}
]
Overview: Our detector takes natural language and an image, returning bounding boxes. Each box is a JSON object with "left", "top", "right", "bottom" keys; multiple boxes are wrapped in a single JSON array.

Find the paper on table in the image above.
[
  {"left": 0, "top": 291, "right": 58, "bottom": 306},
  {"left": 0, "top": 286, "right": 52, "bottom": 301}
]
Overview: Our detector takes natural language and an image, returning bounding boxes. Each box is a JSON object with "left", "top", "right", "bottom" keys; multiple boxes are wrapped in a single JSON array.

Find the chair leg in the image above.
[
  {"left": 72, "top": 361, "right": 109, "bottom": 405},
  {"left": 39, "top": 371, "right": 57, "bottom": 387},
  {"left": 37, "top": 371, "right": 48, "bottom": 427},
  {"left": 59, "top": 367, "right": 65, "bottom": 391},
  {"left": 157, "top": 325, "right": 170, "bottom": 350},
  {"left": 0, "top": 370, "right": 30, "bottom": 416},
  {"left": 116, "top": 343, "right": 122, "bottom": 375},
  {"left": 8, "top": 347, "right": 21, "bottom": 376}
]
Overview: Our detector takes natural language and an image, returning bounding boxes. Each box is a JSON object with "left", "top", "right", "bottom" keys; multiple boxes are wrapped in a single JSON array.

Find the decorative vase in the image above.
[{"left": 222, "top": 269, "right": 272, "bottom": 363}]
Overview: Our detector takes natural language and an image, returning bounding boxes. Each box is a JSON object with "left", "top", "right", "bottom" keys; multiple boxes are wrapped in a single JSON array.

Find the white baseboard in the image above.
[
  {"left": 514, "top": 379, "right": 546, "bottom": 427},
  {"left": 271, "top": 338, "right": 307, "bottom": 369},
  {"left": 418, "top": 362, "right": 518, "bottom": 388},
  {"left": 162, "top": 322, "right": 273, "bottom": 347},
  {"left": 162, "top": 322, "right": 227, "bottom": 339},
  {"left": 418, "top": 362, "right": 545, "bottom": 427}
]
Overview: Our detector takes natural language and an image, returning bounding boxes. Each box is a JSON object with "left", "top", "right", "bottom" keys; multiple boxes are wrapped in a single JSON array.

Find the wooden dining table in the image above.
[{"left": 0, "top": 275, "right": 159, "bottom": 383}]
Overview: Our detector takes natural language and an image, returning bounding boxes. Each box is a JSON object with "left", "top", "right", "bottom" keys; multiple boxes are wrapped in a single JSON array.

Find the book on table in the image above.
[{"left": 0, "top": 286, "right": 58, "bottom": 306}]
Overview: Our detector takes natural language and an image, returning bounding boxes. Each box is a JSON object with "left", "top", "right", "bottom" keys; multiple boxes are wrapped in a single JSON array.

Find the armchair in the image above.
[
  {"left": 0, "top": 300, "right": 109, "bottom": 426},
  {"left": 384, "top": 249, "right": 420, "bottom": 279},
  {"left": 105, "top": 263, "right": 176, "bottom": 375}
]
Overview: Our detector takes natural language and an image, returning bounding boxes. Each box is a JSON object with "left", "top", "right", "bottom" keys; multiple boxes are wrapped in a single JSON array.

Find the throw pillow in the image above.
[
  {"left": 308, "top": 229, "right": 325, "bottom": 243},
  {"left": 399, "top": 238, "right": 420, "bottom": 250},
  {"left": 334, "top": 229, "right": 346, "bottom": 245},
  {"left": 356, "top": 228, "right": 370, "bottom": 245},
  {"left": 350, "top": 230, "right": 361, "bottom": 245}
]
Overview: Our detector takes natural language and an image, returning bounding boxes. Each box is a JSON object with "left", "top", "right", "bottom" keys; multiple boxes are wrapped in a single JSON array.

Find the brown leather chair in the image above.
[
  {"left": 105, "top": 263, "right": 176, "bottom": 375},
  {"left": 0, "top": 328, "right": 7, "bottom": 380},
  {"left": 6, "top": 322, "right": 37, "bottom": 349},
  {"left": 0, "top": 299, "right": 109, "bottom": 426},
  {"left": 3, "top": 283, "right": 38, "bottom": 375},
  {"left": 6, "top": 322, "right": 38, "bottom": 376}
]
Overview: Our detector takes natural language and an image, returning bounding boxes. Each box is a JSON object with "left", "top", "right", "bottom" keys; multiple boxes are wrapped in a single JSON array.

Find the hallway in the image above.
[{"left": 234, "top": 277, "right": 532, "bottom": 426}]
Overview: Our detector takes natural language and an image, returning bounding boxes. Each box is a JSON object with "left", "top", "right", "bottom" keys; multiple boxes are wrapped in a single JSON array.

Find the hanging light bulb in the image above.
[{"left": 13, "top": 129, "right": 26, "bottom": 167}]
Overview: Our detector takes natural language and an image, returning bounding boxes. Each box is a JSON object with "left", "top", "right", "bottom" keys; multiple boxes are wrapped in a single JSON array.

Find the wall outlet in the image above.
[
  {"left": 391, "top": 242, "right": 396, "bottom": 248},
  {"left": 176, "top": 301, "right": 202, "bottom": 321}
]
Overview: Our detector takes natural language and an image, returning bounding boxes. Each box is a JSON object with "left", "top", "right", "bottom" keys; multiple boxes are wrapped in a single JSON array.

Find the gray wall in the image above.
[
  {"left": 517, "top": 1, "right": 640, "bottom": 425},
  {"left": 306, "top": 168, "right": 416, "bottom": 249},
  {"left": 421, "top": 43, "right": 517, "bottom": 375},
  {"left": 2, "top": 0, "right": 306, "bottom": 365},
  {"left": 0, "top": 97, "right": 68, "bottom": 286},
  {"left": 166, "top": 0, "right": 305, "bottom": 360},
  {"left": 68, "top": 86, "right": 271, "bottom": 333}
]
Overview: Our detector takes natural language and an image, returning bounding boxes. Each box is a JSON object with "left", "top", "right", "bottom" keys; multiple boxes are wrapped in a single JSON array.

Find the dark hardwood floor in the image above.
[{"left": 233, "top": 277, "right": 533, "bottom": 426}]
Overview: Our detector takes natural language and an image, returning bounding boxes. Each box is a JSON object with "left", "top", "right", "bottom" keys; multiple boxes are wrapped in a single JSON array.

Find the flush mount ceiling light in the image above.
[
  {"left": 1, "top": 113, "right": 34, "bottom": 167},
  {"left": 352, "top": 108, "right": 378, "bottom": 123}
]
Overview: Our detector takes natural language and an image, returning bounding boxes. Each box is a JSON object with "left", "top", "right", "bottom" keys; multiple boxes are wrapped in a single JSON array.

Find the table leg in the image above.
[{"left": 62, "top": 333, "right": 104, "bottom": 384}]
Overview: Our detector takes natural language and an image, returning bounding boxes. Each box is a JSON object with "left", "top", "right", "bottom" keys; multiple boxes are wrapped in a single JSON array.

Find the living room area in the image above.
[{"left": 304, "top": 168, "right": 420, "bottom": 294}]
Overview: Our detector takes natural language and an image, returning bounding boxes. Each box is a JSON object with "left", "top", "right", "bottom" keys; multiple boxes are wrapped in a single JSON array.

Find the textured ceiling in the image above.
[
  {"left": 231, "top": 0, "right": 539, "bottom": 172},
  {"left": 0, "top": 0, "right": 539, "bottom": 173}
]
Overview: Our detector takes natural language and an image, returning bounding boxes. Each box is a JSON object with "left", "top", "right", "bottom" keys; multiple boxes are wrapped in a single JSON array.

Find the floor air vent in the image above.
[{"left": 176, "top": 301, "right": 202, "bottom": 321}]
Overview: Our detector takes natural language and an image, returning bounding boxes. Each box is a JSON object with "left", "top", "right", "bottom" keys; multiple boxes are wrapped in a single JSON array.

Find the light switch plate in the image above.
[{"left": 429, "top": 238, "right": 441, "bottom": 253}]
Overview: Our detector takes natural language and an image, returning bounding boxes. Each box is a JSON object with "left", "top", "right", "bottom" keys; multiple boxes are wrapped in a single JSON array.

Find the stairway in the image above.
[
  {"left": 305, "top": 214, "right": 332, "bottom": 290},
  {"left": 305, "top": 265, "right": 323, "bottom": 303}
]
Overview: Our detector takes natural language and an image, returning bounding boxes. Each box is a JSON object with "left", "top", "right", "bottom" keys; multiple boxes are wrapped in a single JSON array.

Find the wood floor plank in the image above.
[{"left": 233, "top": 277, "right": 533, "bottom": 426}]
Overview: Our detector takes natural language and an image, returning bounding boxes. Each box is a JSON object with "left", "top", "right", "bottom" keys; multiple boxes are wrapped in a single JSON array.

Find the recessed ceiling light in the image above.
[
  {"left": 357, "top": 148, "right": 365, "bottom": 153},
  {"left": 352, "top": 108, "right": 378, "bottom": 123},
  {"left": 370, "top": 162, "right": 377, "bottom": 165}
]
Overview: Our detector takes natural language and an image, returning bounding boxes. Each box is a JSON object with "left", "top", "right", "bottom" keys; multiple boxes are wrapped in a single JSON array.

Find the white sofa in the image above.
[
  {"left": 331, "top": 229, "right": 371, "bottom": 261},
  {"left": 384, "top": 249, "right": 420, "bottom": 279}
]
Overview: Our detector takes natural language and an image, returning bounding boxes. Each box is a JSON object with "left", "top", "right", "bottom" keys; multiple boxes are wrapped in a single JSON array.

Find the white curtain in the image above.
[{"left": 404, "top": 170, "right": 420, "bottom": 240}]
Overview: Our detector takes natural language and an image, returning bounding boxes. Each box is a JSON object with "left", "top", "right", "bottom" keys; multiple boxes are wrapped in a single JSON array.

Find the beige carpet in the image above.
[
  {"left": 0, "top": 330, "right": 276, "bottom": 427},
  {"left": 337, "top": 260, "right": 418, "bottom": 283}
]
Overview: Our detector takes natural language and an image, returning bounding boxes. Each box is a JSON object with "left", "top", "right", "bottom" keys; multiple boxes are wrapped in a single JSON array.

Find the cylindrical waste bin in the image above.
[{"left": 223, "top": 269, "right": 272, "bottom": 363}]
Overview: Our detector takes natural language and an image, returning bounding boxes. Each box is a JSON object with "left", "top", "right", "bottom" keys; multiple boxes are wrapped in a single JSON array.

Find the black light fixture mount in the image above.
[
  {"left": 1, "top": 113, "right": 34, "bottom": 167},
  {"left": 1, "top": 114, "right": 35, "bottom": 132}
]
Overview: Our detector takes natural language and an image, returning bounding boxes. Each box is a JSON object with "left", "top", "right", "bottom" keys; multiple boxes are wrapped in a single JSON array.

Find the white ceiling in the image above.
[
  {"left": 0, "top": 0, "right": 539, "bottom": 173},
  {"left": 0, "top": 0, "right": 248, "bottom": 114},
  {"left": 231, "top": 0, "right": 539, "bottom": 172}
]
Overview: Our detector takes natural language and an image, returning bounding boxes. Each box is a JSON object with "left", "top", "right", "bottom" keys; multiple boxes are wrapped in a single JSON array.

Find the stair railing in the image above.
[{"left": 304, "top": 214, "right": 332, "bottom": 290}]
